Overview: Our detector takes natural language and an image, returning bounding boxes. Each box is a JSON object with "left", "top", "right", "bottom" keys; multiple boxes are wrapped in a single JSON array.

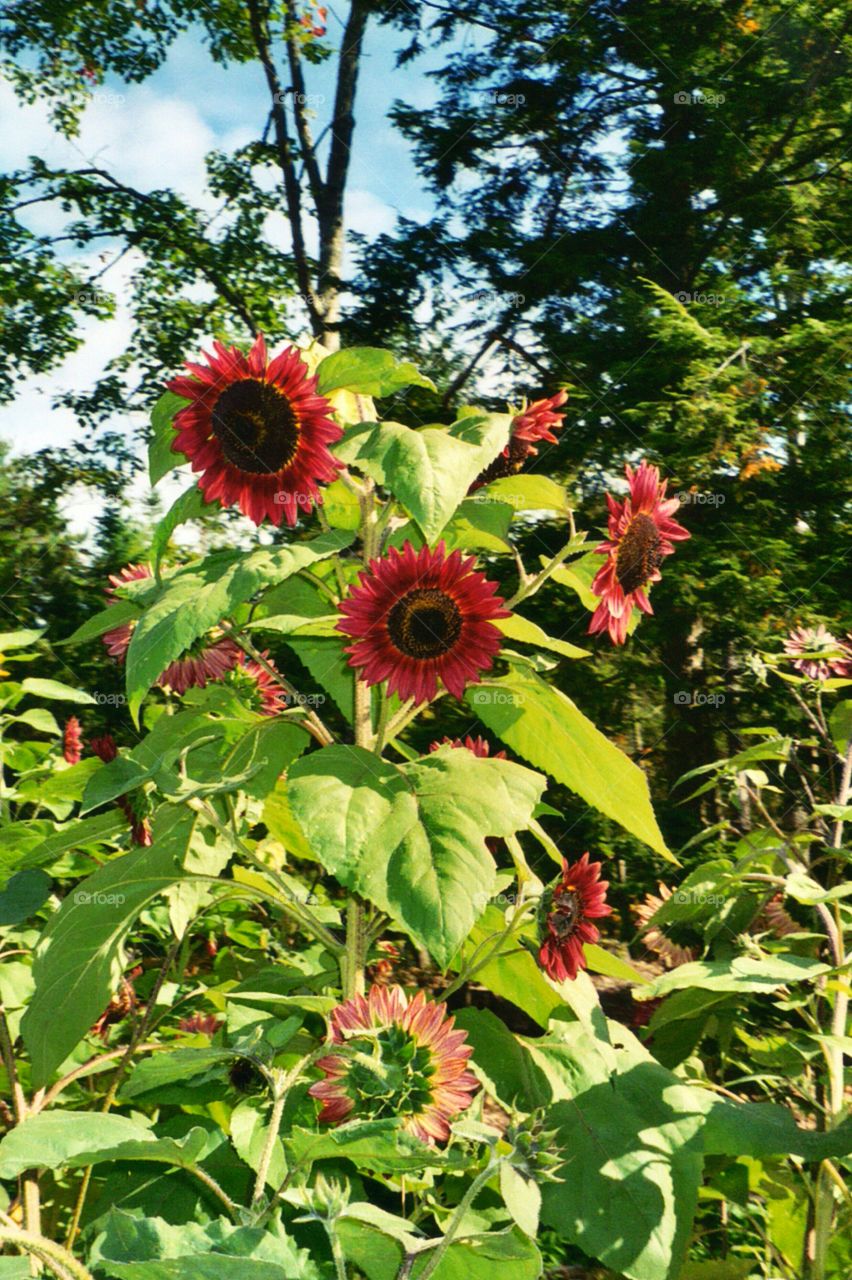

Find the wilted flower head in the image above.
[
  {"left": 429, "top": 734, "right": 506, "bottom": 759},
  {"left": 633, "top": 884, "right": 697, "bottom": 969},
  {"left": 226, "top": 651, "right": 288, "bottom": 716},
  {"left": 309, "top": 984, "right": 478, "bottom": 1144},
  {"left": 537, "top": 853, "right": 612, "bottom": 983},
  {"left": 589, "top": 461, "right": 689, "bottom": 645},
  {"left": 783, "top": 625, "right": 845, "bottom": 681}
]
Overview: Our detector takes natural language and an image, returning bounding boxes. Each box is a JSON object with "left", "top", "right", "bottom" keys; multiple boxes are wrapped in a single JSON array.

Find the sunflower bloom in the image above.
[
  {"left": 588, "top": 461, "right": 689, "bottom": 645},
  {"left": 537, "top": 854, "right": 612, "bottom": 983},
  {"left": 338, "top": 541, "right": 509, "bottom": 705},
  {"left": 167, "top": 333, "right": 342, "bottom": 527},
  {"left": 309, "top": 985, "right": 478, "bottom": 1144},
  {"left": 471, "top": 389, "right": 567, "bottom": 490},
  {"left": 783, "top": 625, "right": 845, "bottom": 681}
]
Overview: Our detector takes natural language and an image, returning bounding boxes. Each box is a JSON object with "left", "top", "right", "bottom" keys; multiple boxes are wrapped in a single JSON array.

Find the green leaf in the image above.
[
  {"left": 21, "top": 806, "right": 201, "bottom": 1084},
  {"left": 120, "top": 1050, "right": 235, "bottom": 1102},
  {"left": 496, "top": 613, "right": 590, "bottom": 660},
  {"left": 60, "top": 600, "right": 140, "bottom": 646},
  {"left": 125, "top": 529, "right": 354, "bottom": 720},
  {"left": 468, "top": 667, "right": 673, "bottom": 860},
  {"left": 17, "top": 757, "right": 102, "bottom": 819},
  {"left": 321, "top": 477, "right": 361, "bottom": 530},
  {"left": 81, "top": 757, "right": 152, "bottom": 814},
  {"left": 500, "top": 1162, "right": 541, "bottom": 1238},
  {"left": 285, "top": 1120, "right": 456, "bottom": 1174},
  {"left": 700, "top": 1098, "right": 852, "bottom": 1160},
  {"left": 316, "top": 347, "right": 436, "bottom": 397},
  {"left": 829, "top": 700, "right": 852, "bottom": 752},
  {"left": 334, "top": 414, "right": 511, "bottom": 541},
  {"left": 0, "top": 629, "right": 43, "bottom": 651},
  {"left": 282, "top": 635, "right": 354, "bottom": 723},
  {"left": 149, "top": 391, "right": 189, "bottom": 486},
  {"left": 637, "top": 954, "right": 831, "bottom": 1001},
  {"left": 337, "top": 1217, "right": 541, "bottom": 1280},
  {"left": 450, "top": 910, "right": 564, "bottom": 1029},
  {"left": 538, "top": 1027, "right": 704, "bottom": 1280},
  {"left": 20, "top": 678, "right": 96, "bottom": 704},
  {"left": 441, "top": 498, "right": 514, "bottom": 553},
  {"left": 9, "top": 707, "right": 60, "bottom": 735},
  {"left": 150, "top": 484, "right": 210, "bottom": 573},
  {"left": 90, "top": 1211, "right": 320, "bottom": 1280},
  {"left": 477, "top": 474, "right": 570, "bottom": 513},
  {"left": 0, "top": 868, "right": 52, "bottom": 925},
  {"left": 0, "top": 1112, "right": 216, "bottom": 1179},
  {"left": 583, "top": 943, "right": 650, "bottom": 984},
  {"left": 0, "top": 811, "right": 126, "bottom": 885},
  {"left": 288, "top": 745, "right": 545, "bottom": 967}
]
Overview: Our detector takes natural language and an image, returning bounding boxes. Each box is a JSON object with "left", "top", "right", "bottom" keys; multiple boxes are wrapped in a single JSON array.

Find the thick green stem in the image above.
[
  {"left": 0, "top": 1227, "right": 96, "bottom": 1280},
  {"left": 251, "top": 1081, "right": 287, "bottom": 1210},
  {"left": 505, "top": 530, "right": 581, "bottom": 610},
  {"left": 400, "top": 1159, "right": 501, "bottom": 1280}
]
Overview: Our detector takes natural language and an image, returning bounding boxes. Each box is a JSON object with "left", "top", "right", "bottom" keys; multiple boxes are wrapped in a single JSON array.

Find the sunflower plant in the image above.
[{"left": 0, "top": 336, "right": 849, "bottom": 1280}]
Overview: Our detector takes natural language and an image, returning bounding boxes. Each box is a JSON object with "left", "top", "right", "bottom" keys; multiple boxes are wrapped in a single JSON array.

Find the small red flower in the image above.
[
  {"left": 588, "top": 460, "right": 690, "bottom": 645},
  {"left": 167, "top": 333, "right": 342, "bottom": 527},
  {"left": 338, "top": 541, "right": 509, "bottom": 705},
  {"left": 537, "top": 853, "right": 612, "bottom": 983},
  {"left": 179, "top": 1012, "right": 223, "bottom": 1036},
  {"left": 309, "top": 985, "right": 478, "bottom": 1144},
  {"left": 63, "top": 716, "right": 82, "bottom": 765},
  {"left": 470, "top": 389, "right": 567, "bottom": 490},
  {"left": 429, "top": 734, "right": 506, "bottom": 759}
]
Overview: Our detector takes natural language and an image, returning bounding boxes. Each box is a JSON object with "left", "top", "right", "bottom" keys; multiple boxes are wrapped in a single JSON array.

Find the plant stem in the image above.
[
  {"left": 401, "top": 1159, "right": 501, "bottom": 1280},
  {"left": 251, "top": 1080, "right": 287, "bottom": 1210},
  {"left": 343, "top": 898, "right": 366, "bottom": 999},
  {"left": 505, "top": 530, "right": 581, "bottom": 610},
  {"left": 0, "top": 1228, "right": 95, "bottom": 1280}
]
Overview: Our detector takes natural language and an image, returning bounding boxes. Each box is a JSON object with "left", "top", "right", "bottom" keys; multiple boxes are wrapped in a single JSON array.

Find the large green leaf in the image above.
[
  {"left": 285, "top": 1120, "right": 458, "bottom": 1174},
  {"left": 537, "top": 1025, "right": 704, "bottom": 1280},
  {"left": 124, "top": 529, "right": 354, "bottom": 720},
  {"left": 496, "top": 612, "right": 590, "bottom": 659},
  {"left": 0, "top": 811, "right": 126, "bottom": 886},
  {"left": 316, "top": 347, "right": 436, "bottom": 397},
  {"left": 477, "top": 473, "right": 570, "bottom": 513},
  {"left": 334, "top": 414, "right": 511, "bottom": 541},
  {"left": 699, "top": 1098, "right": 852, "bottom": 1160},
  {"left": 0, "top": 1112, "right": 217, "bottom": 1179},
  {"left": 20, "top": 678, "right": 96, "bottom": 705},
  {"left": 637, "top": 954, "right": 830, "bottom": 1001},
  {"left": 150, "top": 484, "right": 210, "bottom": 573},
  {"left": 61, "top": 599, "right": 140, "bottom": 647},
  {"left": 288, "top": 745, "right": 545, "bottom": 967},
  {"left": 90, "top": 1211, "right": 320, "bottom": 1280},
  {"left": 21, "top": 806, "right": 201, "bottom": 1084},
  {"left": 337, "top": 1215, "right": 541, "bottom": 1280},
  {"left": 149, "top": 391, "right": 189, "bottom": 486},
  {"left": 468, "top": 666, "right": 672, "bottom": 860}
]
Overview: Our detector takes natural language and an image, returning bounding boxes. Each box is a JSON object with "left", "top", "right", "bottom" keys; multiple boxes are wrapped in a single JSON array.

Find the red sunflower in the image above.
[
  {"left": 167, "top": 333, "right": 342, "bottom": 527},
  {"left": 337, "top": 541, "right": 509, "bottom": 705},
  {"left": 309, "top": 984, "right": 478, "bottom": 1144},
  {"left": 226, "top": 651, "right": 288, "bottom": 716},
  {"left": 470, "top": 389, "right": 567, "bottom": 490},
  {"left": 537, "top": 853, "right": 612, "bottom": 983},
  {"left": 588, "top": 460, "right": 689, "bottom": 645},
  {"left": 429, "top": 734, "right": 506, "bottom": 759}
]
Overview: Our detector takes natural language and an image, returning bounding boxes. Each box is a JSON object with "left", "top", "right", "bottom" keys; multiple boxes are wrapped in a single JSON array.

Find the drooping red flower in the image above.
[
  {"left": 226, "top": 651, "right": 288, "bottom": 716},
  {"left": 470, "top": 389, "right": 567, "bottom": 491},
  {"left": 537, "top": 853, "right": 612, "bottom": 983},
  {"left": 429, "top": 734, "right": 506, "bottom": 759},
  {"left": 101, "top": 562, "right": 240, "bottom": 694},
  {"left": 102, "top": 562, "right": 152, "bottom": 662},
  {"left": 338, "top": 541, "right": 509, "bottom": 705},
  {"left": 90, "top": 734, "right": 153, "bottom": 846},
  {"left": 63, "top": 716, "right": 82, "bottom": 765},
  {"left": 309, "top": 985, "right": 478, "bottom": 1144},
  {"left": 588, "top": 461, "right": 690, "bottom": 645},
  {"left": 783, "top": 625, "right": 845, "bottom": 681},
  {"left": 167, "top": 333, "right": 342, "bottom": 527},
  {"left": 633, "top": 883, "right": 697, "bottom": 969}
]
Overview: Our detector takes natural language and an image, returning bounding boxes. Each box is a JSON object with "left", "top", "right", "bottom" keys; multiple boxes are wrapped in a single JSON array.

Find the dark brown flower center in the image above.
[
  {"left": 550, "top": 887, "right": 581, "bottom": 939},
  {"left": 471, "top": 435, "right": 532, "bottom": 491},
  {"left": 211, "top": 378, "right": 300, "bottom": 474},
  {"left": 615, "top": 513, "right": 663, "bottom": 594},
  {"left": 386, "top": 588, "right": 463, "bottom": 659}
]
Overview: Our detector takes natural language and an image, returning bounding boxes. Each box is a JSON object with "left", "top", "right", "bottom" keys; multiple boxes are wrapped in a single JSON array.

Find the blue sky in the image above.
[{"left": 0, "top": 15, "right": 466, "bottom": 474}]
